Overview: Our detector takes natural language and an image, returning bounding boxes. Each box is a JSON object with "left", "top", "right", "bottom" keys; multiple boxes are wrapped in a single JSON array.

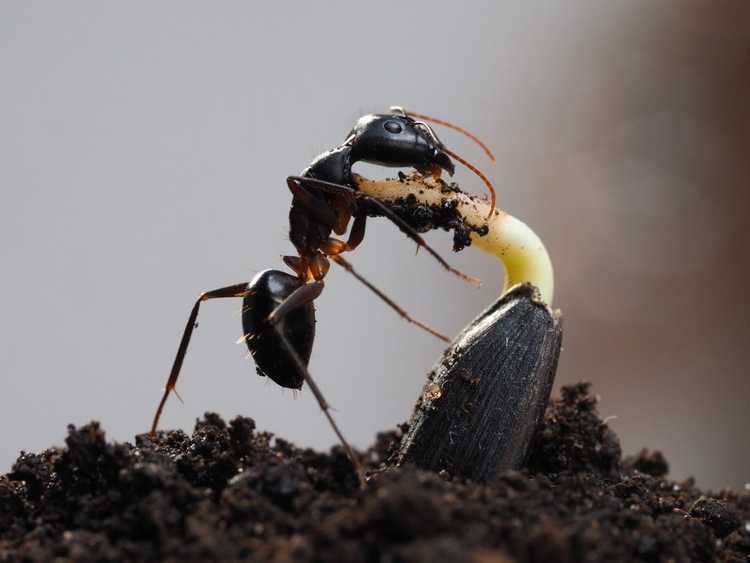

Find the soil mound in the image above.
[{"left": 1, "top": 384, "right": 748, "bottom": 562}]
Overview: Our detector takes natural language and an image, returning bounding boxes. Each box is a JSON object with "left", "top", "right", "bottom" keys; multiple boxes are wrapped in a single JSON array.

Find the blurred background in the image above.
[{"left": 1, "top": 2, "right": 747, "bottom": 489}]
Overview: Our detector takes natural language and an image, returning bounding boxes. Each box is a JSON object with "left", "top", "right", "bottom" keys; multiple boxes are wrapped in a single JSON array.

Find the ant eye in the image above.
[{"left": 384, "top": 121, "right": 403, "bottom": 134}]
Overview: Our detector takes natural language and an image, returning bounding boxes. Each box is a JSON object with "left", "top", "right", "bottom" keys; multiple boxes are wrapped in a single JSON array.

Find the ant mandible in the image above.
[{"left": 149, "top": 107, "right": 497, "bottom": 481}]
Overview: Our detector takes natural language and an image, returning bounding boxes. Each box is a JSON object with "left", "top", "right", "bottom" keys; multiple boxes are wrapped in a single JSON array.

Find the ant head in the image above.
[{"left": 346, "top": 112, "right": 455, "bottom": 176}]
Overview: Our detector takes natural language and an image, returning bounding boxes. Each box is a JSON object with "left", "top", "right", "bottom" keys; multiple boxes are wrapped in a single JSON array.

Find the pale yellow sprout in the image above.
[{"left": 354, "top": 174, "right": 554, "bottom": 305}]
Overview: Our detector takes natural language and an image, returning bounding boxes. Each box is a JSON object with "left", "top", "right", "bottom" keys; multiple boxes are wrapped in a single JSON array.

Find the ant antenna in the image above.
[
  {"left": 441, "top": 147, "right": 497, "bottom": 222},
  {"left": 390, "top": 106, "right": 496, "bottom": 163}
]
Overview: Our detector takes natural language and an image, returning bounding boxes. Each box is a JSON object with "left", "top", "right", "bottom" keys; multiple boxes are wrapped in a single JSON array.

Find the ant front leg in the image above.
[
  {"left": 150, "top": 283, "right": 250, "bottom": 436},
  {"left": 357, "top": 195, "right": 481, "bottom": 286}
]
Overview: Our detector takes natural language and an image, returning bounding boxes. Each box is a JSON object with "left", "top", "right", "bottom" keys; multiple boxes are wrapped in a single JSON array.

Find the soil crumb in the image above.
[{"left": 1, "top": 383, "right": 748, "bottom": 562}]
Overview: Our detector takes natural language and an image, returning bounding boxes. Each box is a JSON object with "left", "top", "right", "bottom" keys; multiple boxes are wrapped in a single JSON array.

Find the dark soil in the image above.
[{"left": 1, "top": 384, "right": 748, "bottom": 562}]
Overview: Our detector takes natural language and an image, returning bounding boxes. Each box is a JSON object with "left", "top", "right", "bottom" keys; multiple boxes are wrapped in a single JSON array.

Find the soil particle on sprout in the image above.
[
  {"left": 1, "top": 383, "right": 748, "bottom": 562},
  {"left": 365, "top": 180, "right": 485, "bottom": 252}
]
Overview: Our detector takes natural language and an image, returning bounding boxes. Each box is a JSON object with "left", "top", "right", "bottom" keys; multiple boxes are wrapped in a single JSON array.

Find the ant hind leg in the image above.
[
  {"left": 150, "top": 283, "right": 250, "bottom": 436},
  {"left": 266, "top": 282, "right": 366, "bottom": 488}
]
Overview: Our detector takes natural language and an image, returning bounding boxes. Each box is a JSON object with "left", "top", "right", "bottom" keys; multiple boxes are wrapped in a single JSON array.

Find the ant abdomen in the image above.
[{"left": 242, "top": 269, "right": 316, "bottom": 390}]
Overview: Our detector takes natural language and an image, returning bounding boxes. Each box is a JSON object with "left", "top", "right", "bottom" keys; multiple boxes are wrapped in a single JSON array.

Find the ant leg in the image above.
[
  {"left": 358, "top": 195, "right": 481, "bottom": 286},
  {"left": 266, "top": 281, "right": 366, "bottom": 487},
  {"left": 273, "top": 323, "right": 366, "bottom": 487},
  {"left": 331, "top": 254, "right": 450, "bottom": 343},
  {"left": 150, "top": 283, "right": 250, "bottom": 436},
  {"left": 318, "top": 209, "right": 367, "bottom": 256},
  {"left": 347, "top": 208, "right": 367, "bottom": 250},
  {"left": 267, "top": 279, "right": 325, "bottom": 323}
]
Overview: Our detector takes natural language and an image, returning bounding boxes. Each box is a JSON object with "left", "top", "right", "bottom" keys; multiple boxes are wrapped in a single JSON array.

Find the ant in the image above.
[{"left": 149, "top": 107, "right": 497, "bottom": 482}]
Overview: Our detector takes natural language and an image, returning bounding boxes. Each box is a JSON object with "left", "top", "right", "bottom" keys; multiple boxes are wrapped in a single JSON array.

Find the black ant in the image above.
[{"left": 149, "top": 107, "right": 497, "bottom": 482}]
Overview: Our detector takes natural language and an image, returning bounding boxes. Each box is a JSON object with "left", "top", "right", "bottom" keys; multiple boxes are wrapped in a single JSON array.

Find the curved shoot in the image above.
[{"left": 354, "top": 174, "right": 554, "bottom": 305}]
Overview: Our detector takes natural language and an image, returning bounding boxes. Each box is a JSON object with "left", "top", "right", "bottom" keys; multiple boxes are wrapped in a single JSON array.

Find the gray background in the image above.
[{"left": 1, "top": 2, "right": 748, "bottom": 489}]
